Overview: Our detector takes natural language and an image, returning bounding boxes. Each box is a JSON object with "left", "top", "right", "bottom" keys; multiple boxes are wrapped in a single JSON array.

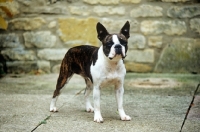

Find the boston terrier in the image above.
[{"left": 50, "top": 21, "right": 131, "bottom": 123}]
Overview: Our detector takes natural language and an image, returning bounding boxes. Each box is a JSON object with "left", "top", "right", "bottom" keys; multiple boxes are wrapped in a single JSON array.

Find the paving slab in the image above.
[{"left": 0, "top": 73, "right": 199, "bottom": 132}]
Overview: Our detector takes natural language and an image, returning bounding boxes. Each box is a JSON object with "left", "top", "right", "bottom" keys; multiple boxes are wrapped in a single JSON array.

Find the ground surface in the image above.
[{"left": 0, "top": 73, "right": 199, "bottom": 132}]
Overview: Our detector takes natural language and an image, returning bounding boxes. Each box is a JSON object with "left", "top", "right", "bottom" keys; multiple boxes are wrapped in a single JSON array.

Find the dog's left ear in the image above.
[
  {"left": 96, "top": 22, "right": 109, "bottom": 41},
  {"left": 120, "top": 21, "right": 130, "bottom": 39}
]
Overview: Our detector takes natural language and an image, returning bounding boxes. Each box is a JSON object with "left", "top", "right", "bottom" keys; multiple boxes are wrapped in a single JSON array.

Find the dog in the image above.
[{"left": 50, "top": 21, "right": 131, "bottom": 123}]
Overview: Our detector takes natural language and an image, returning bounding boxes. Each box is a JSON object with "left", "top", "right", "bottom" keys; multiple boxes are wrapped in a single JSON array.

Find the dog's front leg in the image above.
[
  {"left": 93, "top": 85, "right": 103, "bottom": 123},
  {"left": 115, "top": 84, "right": 131, "bottom": 121}
]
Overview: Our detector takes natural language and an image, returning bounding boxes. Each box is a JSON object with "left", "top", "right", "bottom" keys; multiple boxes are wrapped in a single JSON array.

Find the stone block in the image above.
[
  {"left": 148, "top": 36, "right": 163, "bottom": 48},
  {"left": 48, "top": 21, "right": 57, "bottom": 28},
  {"left": 120, "top": 0, "right": 141, "bottom": 3},
  {"left": 190, "top": 18, "right": 200, "bottom": 34},
  {"left": 125, "top": 62, "right": 153, "bottom": 73},
  {"left": 101, "top": 18, "right": 138, "bottom": 32},
  {"left": 0, "top": 1, "right": 19, "bottom": 17},
  {"left": 21, "top": 6, "right": 67, "bottom": 14},
  {"left": 63, "top": 40, "right": 89, "bottom": 47},
  {"left": 128, "top": 34, "right": 146, "bottom": 49},
  {"left": 1, "top": 48, "right": 36, "bottom": 61},
  {"left": 69, "top": 6, "right": 90, "bottom": 16},
  {"left": 83, "top": 0, "right": 119, "bottom": 4},
  {"left": 167, "top": 6, "right": 200, "bottom": 18},
  {"left": 37, "top": 48, "right": 68, "bottom": 61},
  {"left": 141, "top": 20, "right": 186, "bottom": 35},
  {"left": 58, "top": 17, "right": 98, "bottom": 46},
  {"left": 6, "top": 60, "right": 50, "bottom": 73},
  {"left": 155, "top": 38, "right": 200, "bottom": 73},
  {"left": 16, "top": 0, "right": 46, "bottom": 6},
  {"left": 0, "top": 33, "right": 21, "bottom": 48},
  {"left": 126, "top": 49, "right": 154, "bottom": 63},
  {"left": 6, "top": 61, "right": 38, "bottom": 74},
  {"left": 93, "top": 6, "right": 125, "bottom": 16},
  {"left": 52, "top": 64, "right": 61, "bottom": 73},
  {"left": 130, "top": 5, "right": 163, "bottom": 17},
  {"left": 23, "top": 31, "right": 56, "bottom": 48},
  {"left": 9, "top": 17, "right": 46, "bottom": 30},
  {"left": 37, "top": 61, "right": 50, "bottom": 73}
]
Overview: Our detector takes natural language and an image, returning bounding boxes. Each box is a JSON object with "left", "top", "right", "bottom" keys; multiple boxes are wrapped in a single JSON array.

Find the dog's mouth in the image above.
[{"left": 108, "top": 53, "right": 126, "bottom": 60}]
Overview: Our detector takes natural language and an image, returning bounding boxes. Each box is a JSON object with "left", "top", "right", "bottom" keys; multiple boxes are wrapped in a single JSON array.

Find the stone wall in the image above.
[{"left": 0, "top": 0, "right": 200, "bottom": 74}]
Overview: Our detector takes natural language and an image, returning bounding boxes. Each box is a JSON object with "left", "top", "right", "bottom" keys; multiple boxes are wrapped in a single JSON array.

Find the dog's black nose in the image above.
[
  {"left": 115, "top": 44, "right": 122, "bottom": 55},
  {"left": 114, "top": 44, "right": 122, "bottom": 49}
]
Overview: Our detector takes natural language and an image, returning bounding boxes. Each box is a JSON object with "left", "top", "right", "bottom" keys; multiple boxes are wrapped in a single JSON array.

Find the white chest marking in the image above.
[{"left": 90, "top": 46, "right": 126, "bottom": 87}]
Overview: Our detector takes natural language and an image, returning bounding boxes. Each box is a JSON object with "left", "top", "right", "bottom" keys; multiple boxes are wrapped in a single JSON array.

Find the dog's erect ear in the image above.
[
  {"left": 96, "top": 22, "right": 109, "bottom": 41},
  {"left": 120, "top": 21, "right": 130, "bottom": 39}
]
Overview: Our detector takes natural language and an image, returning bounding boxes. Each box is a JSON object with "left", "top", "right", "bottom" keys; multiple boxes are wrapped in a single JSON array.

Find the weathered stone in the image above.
[
  {"left": 125, "top": 62, "right": 153, "bottom": 73},
  {"left": 69, "top": 6, "right": 90, "bottom": 16},
  {"left": 141, "top": 20, "right": 186, "bottom": 35},
  {"left": 6, "top": 60, "right": 50, "bottom": 73},
  {"left": 1, "top": 48, "right": 36, "bottom": 61},
  {"left": 23, "top": 31, "right": 56, "bottom": 48},
  {"left": 128, "top": 34, "right": 146, "bottom": 49},
  {"left": 130, "top": 5, "right": 163, "bottom": 17},
  {"left": 167, "top": 6, "right": 200, "bottom": 18},
  {"left": 155, "top": 38, "right": 200, "bottom": 73},
  {"left": 37, "top": 61, "right": 50, "bottom": 73},
  {"left": 0, "top": 1, "right": 19, "bottom": 17},
  {"left": 83, "top": 0, "right": 119, "bottom": 4},
  {"left": 126, "top": 49, "right": 154, "bottom": 63},
  {"left": 37, "top": 49, "right": 68, "bottom": 61},
  {"left": 120, "top": 0, "right": 141, "bottom": 3},
  {"left": 0, "top": 33, "right": 21, "bottom": 48},
  {"left": 101, "top": 18, "right": 138, "bottom": 32},
  {"left": 190, "top": 18, "right": 200, "bottom": 34},
  {"left": 21, "top": 6, "right": 67, "bottom": 14},
  {"left": 148, "top": 36, "right": 163, "bottom": 48},
  {"left": 9, "top": 17, "right": 46, "bottom": 30},
  {"left": 162, "top": 0, "right": 189, "bottom": 2},
  {"left": 48, "top": 21, "right": 57, "bottom": 28},
  {"left": 58, "top": 17, "right": 98, "bottom": 46},
  {"left": 63, "top": 40, "right": 90, "bottom": 47},
  {"left": 16, "top": 0, "right": 46, "bottom": 6},
  {"left": 6, "top": 61, "right": 38, "bottom": 74},
  {"left": 52, "top": 64, "right": 60, "bottom": 73},
  {"left": 93, "top": 6, "right": 125, "bottom": 16}
]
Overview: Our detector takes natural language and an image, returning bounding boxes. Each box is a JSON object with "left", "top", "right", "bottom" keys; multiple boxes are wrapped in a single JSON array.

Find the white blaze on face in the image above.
[{"left": 108, "top": 35, "right": 126, "bottom": 59}]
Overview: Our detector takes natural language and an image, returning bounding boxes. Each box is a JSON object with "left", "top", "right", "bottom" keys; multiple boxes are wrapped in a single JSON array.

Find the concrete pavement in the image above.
[{"left": 0, "top": 73, "right": 199, "bottom": 132}]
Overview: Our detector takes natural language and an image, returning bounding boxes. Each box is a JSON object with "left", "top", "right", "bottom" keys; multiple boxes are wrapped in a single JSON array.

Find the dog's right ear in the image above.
[{"left": 96, "top": 22, "right": 109, "bottom": 41}]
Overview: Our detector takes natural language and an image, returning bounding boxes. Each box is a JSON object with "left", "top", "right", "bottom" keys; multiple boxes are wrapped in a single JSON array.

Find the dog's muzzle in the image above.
[
  {"left": 115, "top": 44, "right": 122, "bottom": 55},
  {"left": 108, "top": 44, "right": 126, "bottom": 60}
]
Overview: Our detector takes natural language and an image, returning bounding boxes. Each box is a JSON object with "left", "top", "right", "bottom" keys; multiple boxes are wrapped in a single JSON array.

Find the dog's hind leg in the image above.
[
  {"left": 50, "top": 69, "right": 73, "bottom": 112},
  {"left": 84, "top": 78, "right": 94, "bottom": 112}
]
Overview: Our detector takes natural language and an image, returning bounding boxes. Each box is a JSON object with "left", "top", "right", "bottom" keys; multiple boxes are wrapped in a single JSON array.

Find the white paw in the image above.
[
  {"left": 94, "top": 116, "right": 103, "bottom": 123},
  {"left": 121, "top": 115, "right": 131, "bottom": 121},
  {"left": 94, "top": 112, "right": 103, "bottom": 123},
  {"left": 86, "top": 106, "right": 94, "bottom": 113},
  {"left": 50, "top": 107, "right": 58, "bottom": 112}
]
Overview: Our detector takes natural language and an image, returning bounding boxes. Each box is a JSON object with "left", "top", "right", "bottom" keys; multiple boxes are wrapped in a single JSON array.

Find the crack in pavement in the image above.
[
  {"left": 180, "top": 83, "right": 200, "bottom": 132},
  {"left": 31, "top": 88, "right": 85, "bottom": 132}
]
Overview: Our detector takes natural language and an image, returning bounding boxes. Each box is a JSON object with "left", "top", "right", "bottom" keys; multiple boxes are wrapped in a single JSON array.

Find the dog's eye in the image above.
[
  {"left": 119, "top": 39, "right": 127, "bottom": 46},
  {"left": 106, "top": 41, "right": 113, "bottom": 47},
  {"left": 121, "top": 42, "right": 127, "bottom": 46}
]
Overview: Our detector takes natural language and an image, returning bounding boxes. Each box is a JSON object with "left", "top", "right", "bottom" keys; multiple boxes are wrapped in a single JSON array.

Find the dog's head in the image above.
[{"left": 96, "top": 21, "right": 130, "bottom": 60}]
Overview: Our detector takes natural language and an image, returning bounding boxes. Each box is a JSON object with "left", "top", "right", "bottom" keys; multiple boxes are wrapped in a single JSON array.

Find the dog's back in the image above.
[{"left": 61, "top": 45, "right": 98, "bottom": 81}]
